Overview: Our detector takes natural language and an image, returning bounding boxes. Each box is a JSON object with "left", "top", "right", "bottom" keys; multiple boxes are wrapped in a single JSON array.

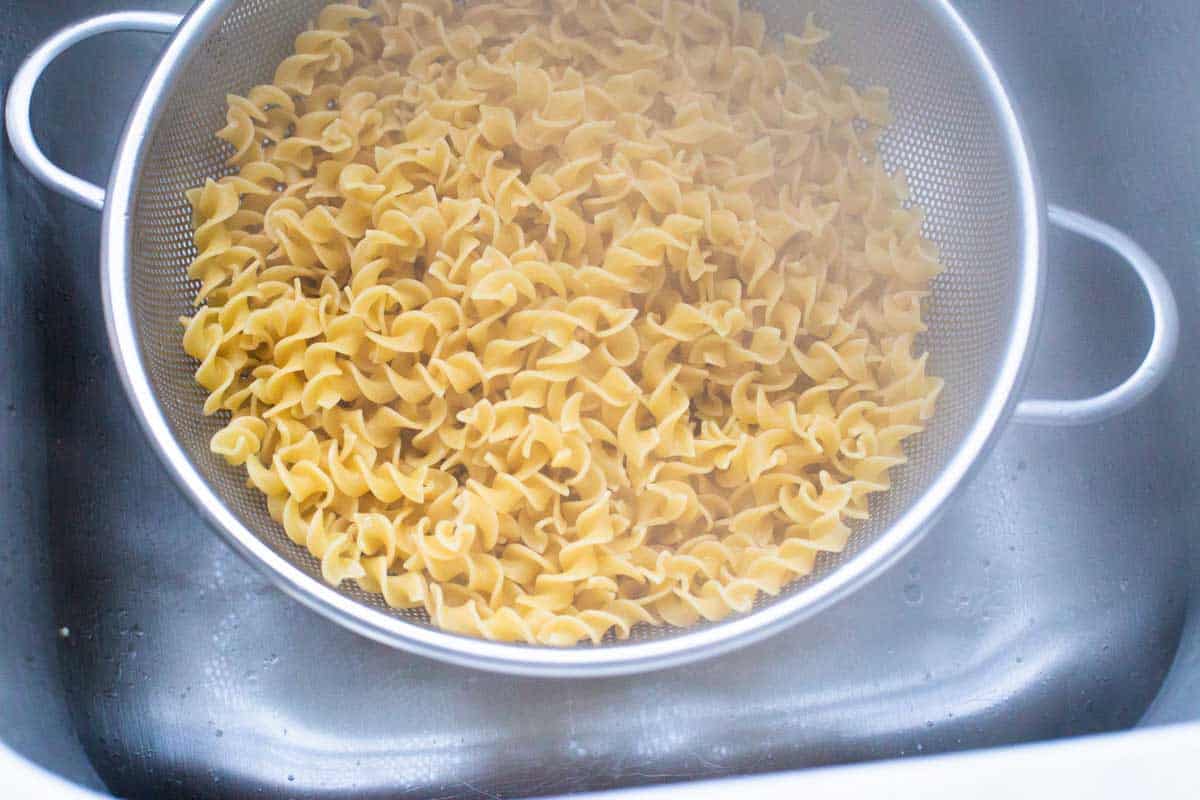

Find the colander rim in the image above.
[{"left": 100, "top": 0, "right": 1045, "bottom": 677}]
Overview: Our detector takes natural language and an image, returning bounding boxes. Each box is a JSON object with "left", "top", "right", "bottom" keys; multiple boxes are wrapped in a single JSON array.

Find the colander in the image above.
[{"left": 7, "top": 0, "right": 1179, "bottom": 677}]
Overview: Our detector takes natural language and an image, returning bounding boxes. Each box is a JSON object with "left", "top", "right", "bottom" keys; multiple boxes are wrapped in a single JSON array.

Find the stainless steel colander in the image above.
[{"left": 7, "top": 0, "right": 1178, "bottom": 677}]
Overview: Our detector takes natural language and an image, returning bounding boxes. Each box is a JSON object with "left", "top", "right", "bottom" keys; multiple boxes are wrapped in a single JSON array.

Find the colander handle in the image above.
[
  {"left": 4, "top": 11, "right": 183, "bottom": 211},
  {"left": 1014, "top": 206, "right": 1180, "bottom": 426}
]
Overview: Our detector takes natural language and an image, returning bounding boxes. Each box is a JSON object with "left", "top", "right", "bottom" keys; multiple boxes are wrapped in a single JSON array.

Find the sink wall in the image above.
[{"left": 1, "top": 0, "right": 1197, "bottom": 797}]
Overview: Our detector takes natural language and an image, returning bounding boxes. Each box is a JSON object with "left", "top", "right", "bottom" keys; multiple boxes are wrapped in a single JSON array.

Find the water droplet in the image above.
[
  {"left": 903, "top": 583, "right": 923, "bottom": 604},
  {"left": 287, "top": 775, "right": 295, "bottom": 782},
  {"left": 215, "top": 729, "right": 223, "bottom": 738}
]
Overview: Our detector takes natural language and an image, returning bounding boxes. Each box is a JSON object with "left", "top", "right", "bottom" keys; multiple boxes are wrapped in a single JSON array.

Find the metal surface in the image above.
[
  {"left": 1, "top": 0, "right": 1198, "bottom": 797},
  {"left": 6, "top": 706, "right": 1200, "bottom": 800},
  {"left": 569, "top": 723, "right": 1200, "bottom": 800}
]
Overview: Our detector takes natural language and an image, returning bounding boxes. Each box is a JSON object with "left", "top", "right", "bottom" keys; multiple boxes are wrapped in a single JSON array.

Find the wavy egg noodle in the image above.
[{"left": 181, "top": 0, "right": 945, "bottom": 645}]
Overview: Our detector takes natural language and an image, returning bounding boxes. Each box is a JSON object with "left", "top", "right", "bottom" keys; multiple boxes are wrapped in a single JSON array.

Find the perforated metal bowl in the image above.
[{"left": 7, "top": 0, "right": 1178, "bottom": 676}]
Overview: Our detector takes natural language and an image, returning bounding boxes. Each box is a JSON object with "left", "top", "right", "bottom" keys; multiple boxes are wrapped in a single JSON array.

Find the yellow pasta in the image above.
[{"left": 182, "top": 0, "right": 944, "bottom": 645}]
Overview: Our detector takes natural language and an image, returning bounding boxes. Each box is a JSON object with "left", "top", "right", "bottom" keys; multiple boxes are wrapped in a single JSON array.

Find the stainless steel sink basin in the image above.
[{"left": 2, "top": 1, "right": 1198, "bottom": 797}]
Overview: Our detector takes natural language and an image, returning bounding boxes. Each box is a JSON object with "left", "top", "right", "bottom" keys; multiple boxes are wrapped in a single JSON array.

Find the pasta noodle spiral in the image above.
[{"left": 183, "top": 0, "right": 945, "bottom": 645}]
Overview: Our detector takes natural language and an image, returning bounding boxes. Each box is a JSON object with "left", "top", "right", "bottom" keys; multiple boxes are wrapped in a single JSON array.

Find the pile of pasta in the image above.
[{"left": 182, "top": 0, "right": 944, "bottom": 645}]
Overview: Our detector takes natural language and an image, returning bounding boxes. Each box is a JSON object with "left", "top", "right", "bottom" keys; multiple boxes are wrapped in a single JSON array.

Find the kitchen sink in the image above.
[{"left": 2, "top": 1, "right": 1198, "bottom": 798}]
